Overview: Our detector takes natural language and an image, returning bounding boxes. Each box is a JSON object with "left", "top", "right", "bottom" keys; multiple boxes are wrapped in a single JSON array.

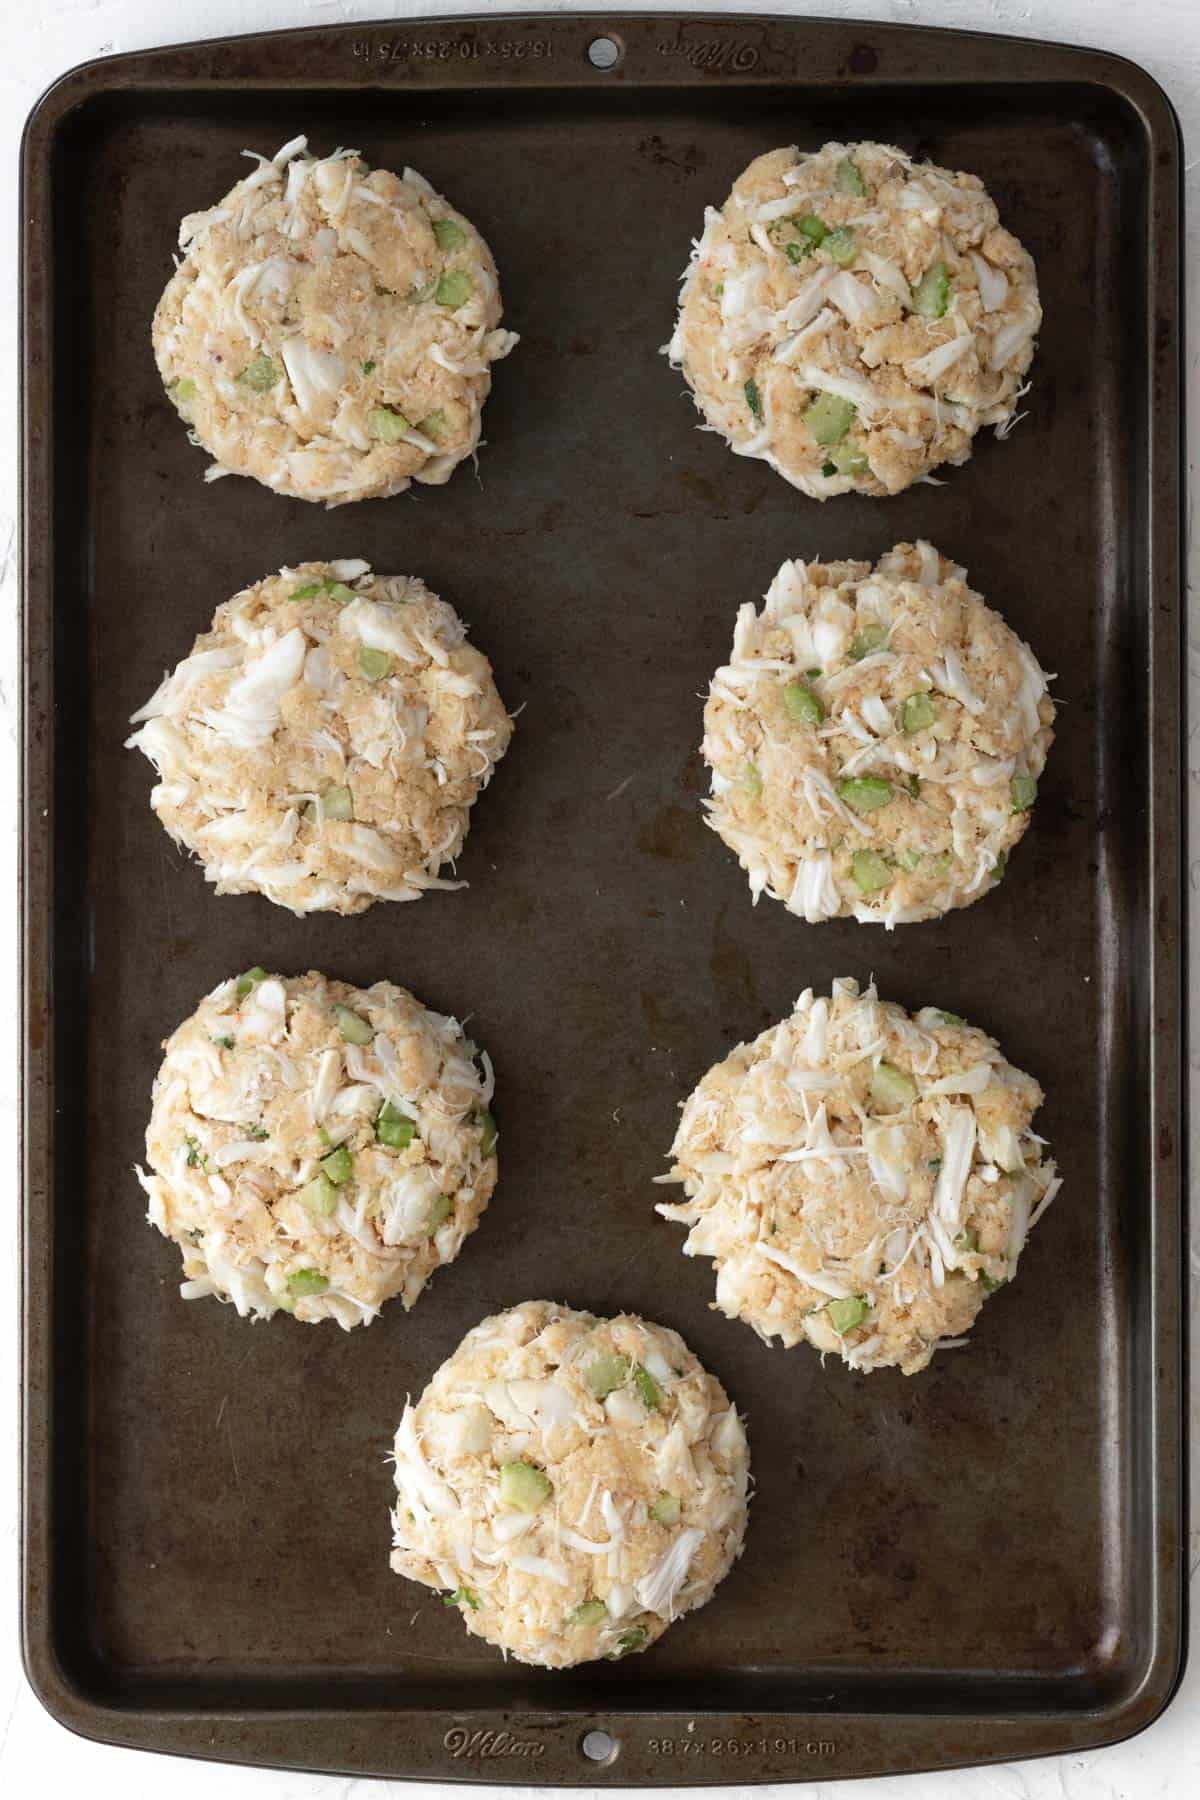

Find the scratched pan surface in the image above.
[{"left": 20, "top": 11, "right": 1185, "bottom": 1787}]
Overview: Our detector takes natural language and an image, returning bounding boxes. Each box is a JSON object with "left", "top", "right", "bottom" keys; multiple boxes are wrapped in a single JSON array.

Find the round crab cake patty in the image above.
[
  {"left": 658, "top": 978, "right": 1060, "bottom": 1376},
  {"left": 668, "top": 140, "right": 1041, "bottom": 498},
  {"left": 389, "top": 1301, "right": 750, "bottom": 1667},
  {"left": 153, "top": 135, "right": 518, "bottom": 504},
  {"left": 137, "top": 970, "right": 498, "bottom": 1329},
  {"left": 702, "top": 540, "right": 1054, "bottom": 926},
  {"left": 126, "top": 560, "right": 513, "bottom": 916}
]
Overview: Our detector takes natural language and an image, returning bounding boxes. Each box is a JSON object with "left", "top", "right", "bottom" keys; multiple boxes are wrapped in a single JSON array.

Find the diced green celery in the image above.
[
  {"left": 334, "top": 1004, "right": 374, "bottom": 1045},
  {"left": 288, "top": 1268, "right": 329, "bottom": 1297},
  {"left": 650, "top": 1493, "right": 681, "bottom": 1526},
  {"left": 433, "top": 218, "right": 467, "bottom": 251},
  {"left": 825, "top": 227, "right": 857, "bottom": 266},
  {"left": 829, "top": 437, "right": 869, "bottom": 475},
  {"left": 797, "top": 214, "right": 827, "bottom": 246},
  {"left": 585, "top": 1353, "right": 629, "bottom": 1399},
  {"left": 426, "top": 1193, "right": 452, "bottom": 1235},
  {"left": 634, "top": 1365, "right": 663, "bottom": 1410},
  {"left": 979, "top": 1269, "right": 1006, "bottom": 1293},
  {"left": 294, "top": 575, "right": 351, "bottom": 604},
  {"left": 368, "top": 406, "right": 412, "bottom": 443},
  {"left": 376, "top": 1102, "right": 416, "bottom": 1150},
  {"left": 435, "top": 270, "right": 472, "bottom": 309},
  {"left": 902, "top": 692, "right": 937, "bottom": 733},
  {"left": 837, "top": 775, "right": 893, "bottom": 813},
  {"left": 298, "top": 1173, "right": 337, "bottom": 1216},
  {"left": 476, "top": 1108, "right": 498, "bottom": 1157},
  {"left": 184, "top": 1135, "right": 207, "bottom": 1170},
  {"left": 742, "top": 761, "right": 763, "bottom": 799},
  {"left": 442, "top": 1585, "right": 479, "bottom": 1609},
  {"left": 320, "top": 1146, "right": 353, "bottom": 1185},
  {"left": 419, "top": 409, "right": 447, "bottom": 439},
  {"left": 174, "top": 377, "right": 197, "bottom": 403},
  {"left": 213, "top": 1035, "right": 234, "bottom": 1050},
  {"left": 803, "top": 391, "right": 856, "bottom": 445},
  {"left": 851, "top": 849, "right": 893, "bottom": 893},
  {"left": 896, "top": 848, "right": 923, "bottom": 873},
  {"left": 499, "top": 1460, "right": 552, "bottom": 1512},
  {"left": 568, "top": 1599, "right": 608, "bottom": 1628},
  {"left": 937, "top": 1010, "right": 967, "bottom": 1026},
  {"left": 316, "top": 786, "right": 352, "bottom": 822},
  {"left": 784, "top": 680, "right": 823, "bottom": 725},
  {"left": 835, "top": 157, "right": 867, "bottom": 196},
  {"left": 359, "top": 647, "right": 392, "bottom": 681},
  {"left": 932, "top": 850, "right": 956, "bottom": 873},
  {"left": 911, "top": 261, "right": 950, "bottom": 319},
  {"left": 238, "top": 354, "right": 280, "bottom": 391},
  {"left": 785, "top": 241, "right": 807, "bottom": 265},
  {"left": 744, "top": 377, "right": 763, "bottom": 419},
  {"left": 870, "top": 1060, "right": 917, "bottom": 1110},
  {"left": 848, "top": 623, "right": 889, "bottom": 660},
  {"left": 236, "top": 967, "right": 268, "bottom": 998},
  {"left": 612, "top": 1624, "right": 648, "bottom": 1657},
  {"left": 1011, "top": 774, "right": 1037, "bottom": 812},
  {"left": 827, "top": 1295, "right": 868, "bottom": 1335},
  {"left": 317, "top": 1125, "right": 332, "bottom": 1147}
]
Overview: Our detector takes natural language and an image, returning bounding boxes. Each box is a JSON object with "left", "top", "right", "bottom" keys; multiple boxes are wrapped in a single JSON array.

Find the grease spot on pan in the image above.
[{"left": 636, "top": 804, "right": 695, "bottom": 861}]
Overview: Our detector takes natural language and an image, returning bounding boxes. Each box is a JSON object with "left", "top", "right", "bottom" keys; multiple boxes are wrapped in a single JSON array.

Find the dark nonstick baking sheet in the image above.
[{"left": 20, "top": 10, "right": 1185, "bottom": 1786}]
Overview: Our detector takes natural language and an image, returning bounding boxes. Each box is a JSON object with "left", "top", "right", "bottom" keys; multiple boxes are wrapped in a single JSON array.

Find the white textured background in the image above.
[{"left": 2, "top": 0, "right": 1196, "bottom": 1795}]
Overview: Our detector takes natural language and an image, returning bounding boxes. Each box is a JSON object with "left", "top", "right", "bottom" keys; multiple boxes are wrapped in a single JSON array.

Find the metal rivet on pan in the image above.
[
  {"left": 581, "top": 1728, "right": 619, "bottom": 1764},
  {"left": 587, "top": 36, "right": 622, "bottom": 70}
]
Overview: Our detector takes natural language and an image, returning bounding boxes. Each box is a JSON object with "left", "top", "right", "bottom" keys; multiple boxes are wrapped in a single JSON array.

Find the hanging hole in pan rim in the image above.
[
  {"left": 581, "top": 1727, "right": 620, "bottom": 1764},
  {"left": 587, "top": 35, "right": 623, "bottom": 70}
]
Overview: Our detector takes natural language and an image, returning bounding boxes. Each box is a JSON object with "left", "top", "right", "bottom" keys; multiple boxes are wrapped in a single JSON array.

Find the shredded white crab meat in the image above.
[
  {"left": 701, "top": 540, "right": 1055, "bottom": 926},
  {"left": 668, "top": 140, "right": 1041, "bottom": 498},
  {"left": 153, "top": 136, "right": 518, "bottom": 505},
  {"left": 657, "top": 978, "right": 1059, "bottom": 1375},
  {"left": 389, "top": 1302, "right": 750, "bottom": 1667},
  {"left": 127, "top": 562, "right": 513, "bottom": 917},
  {"left": 136, "top": 970, "right": 498, "bottom": 1328}
]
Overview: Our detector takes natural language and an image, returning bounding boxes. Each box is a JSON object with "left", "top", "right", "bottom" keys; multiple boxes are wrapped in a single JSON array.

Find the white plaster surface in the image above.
[{"left": 1, "top": 0, "right": 1196, "bottom": 1795}]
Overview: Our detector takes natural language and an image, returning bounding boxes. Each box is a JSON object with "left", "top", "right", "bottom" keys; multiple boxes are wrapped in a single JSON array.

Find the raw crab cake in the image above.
[
  {"left": 389, "top": 1301, "right": 750, "bottom": 1668},
  {"left": 153, "top": 135, "right": 518, "bottom": 504},
  {"left": 702, "top": 541, "right": 1054, "bottom": 926},
  {"left": 658, "top": 978, "right": 1060, "bottom": 1376},
  {"left": 137, "top": 970, "right": 498, "bottom": 1329},
  {"left": 126, "top": 560, "right": 513, "bottom": 916},
  {"left": 668, "top": 140, "right": 1041, "bottom": 497}
]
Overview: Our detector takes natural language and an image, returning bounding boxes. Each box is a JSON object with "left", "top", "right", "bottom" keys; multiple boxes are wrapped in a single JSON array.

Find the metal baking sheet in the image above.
[{"left": 20, "top": 10, "right": 1185, "bottom": 1785}]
